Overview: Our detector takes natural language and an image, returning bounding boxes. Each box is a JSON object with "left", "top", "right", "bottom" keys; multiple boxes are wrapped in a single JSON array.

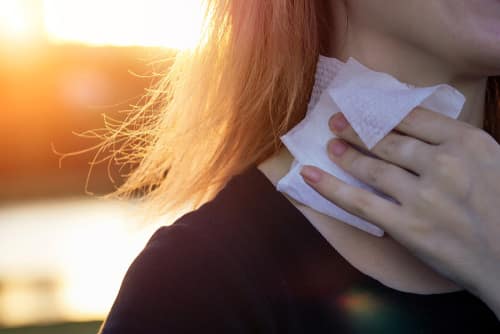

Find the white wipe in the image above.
[{"left": 277, "top": 55, "right": 466, "bottom": 237}]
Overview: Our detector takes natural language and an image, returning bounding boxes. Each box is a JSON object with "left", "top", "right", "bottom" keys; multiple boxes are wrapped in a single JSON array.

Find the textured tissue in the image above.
[{"left": 276, "top": 55, "right": 466, "bottom": 237}]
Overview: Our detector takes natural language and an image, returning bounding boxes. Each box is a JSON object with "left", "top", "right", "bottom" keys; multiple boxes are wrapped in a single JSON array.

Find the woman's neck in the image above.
[{"left": 322, "top": 4, "right": 488, "bottom": 129}]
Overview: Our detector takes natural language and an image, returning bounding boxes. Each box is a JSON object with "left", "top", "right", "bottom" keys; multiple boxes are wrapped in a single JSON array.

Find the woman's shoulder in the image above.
[
  {"left": 100, "top": 225, "right": 268, "bottom": 333},
  {"left": 99, "top": 165, "right": 305, "bottom": 333}
]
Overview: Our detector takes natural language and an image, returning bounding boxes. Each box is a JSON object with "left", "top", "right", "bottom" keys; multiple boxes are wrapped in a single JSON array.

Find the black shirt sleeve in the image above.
[{"left": 100, "top": 217, "right": 276, "bottom": 333}]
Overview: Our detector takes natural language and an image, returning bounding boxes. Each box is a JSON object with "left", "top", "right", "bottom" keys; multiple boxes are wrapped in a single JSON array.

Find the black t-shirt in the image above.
[{"left": 100, "top": 164, "right": 499, "bottom": 333}]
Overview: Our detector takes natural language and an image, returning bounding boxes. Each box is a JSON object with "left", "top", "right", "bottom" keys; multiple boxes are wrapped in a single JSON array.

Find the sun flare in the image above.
[
  {"left": 42, "top": 0, "right": 204, "bottom": 48},
  {"left": 0, "top": 0, "right": 40, "bottom": 41}
]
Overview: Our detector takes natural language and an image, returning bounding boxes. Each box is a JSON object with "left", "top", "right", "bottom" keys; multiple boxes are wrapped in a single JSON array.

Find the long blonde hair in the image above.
[{"left": 90, "top": 0, "right": 499, "bottom": 223}]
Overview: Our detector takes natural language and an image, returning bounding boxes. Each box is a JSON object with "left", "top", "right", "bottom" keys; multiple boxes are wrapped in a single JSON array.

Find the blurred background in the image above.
[{"left": 0, "top": 1, "right": 203, "bottom": 333}]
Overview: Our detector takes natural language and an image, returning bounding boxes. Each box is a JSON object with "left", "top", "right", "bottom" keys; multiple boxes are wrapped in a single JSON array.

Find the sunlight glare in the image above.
[
  {"left": 43, "top": 0, "right": 204, "bottom": 48},
  {"left": 0, "top": 198, "right": 164, "bottom": 325},
  {"left": 0, "top": 0, "right": 39, "bottom": 41}
]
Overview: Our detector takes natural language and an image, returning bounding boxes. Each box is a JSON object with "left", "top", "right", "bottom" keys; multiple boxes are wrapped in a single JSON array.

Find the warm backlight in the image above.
[
  {"left": 42, "top": 0, "right": 204, "bottom": 48},
  {"left": 0, "top": 0, "right": 40, "bottom": 42}
]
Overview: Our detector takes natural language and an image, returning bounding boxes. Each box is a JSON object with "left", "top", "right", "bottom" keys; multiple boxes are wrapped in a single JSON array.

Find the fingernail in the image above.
[
  {"left": 330, "top": 113, "right": 348, "bottom": 131},
  {"left": 300, "top": 166, "right": 322, "bottom": 183},
  {"left": 329, "top": 139, "right": 348, "bottom": 156}
]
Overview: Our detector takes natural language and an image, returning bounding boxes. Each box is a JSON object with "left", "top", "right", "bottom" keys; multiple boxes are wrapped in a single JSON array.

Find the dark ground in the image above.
[{"left": 0, "top": 321, "right": 102, "bottom": 334}]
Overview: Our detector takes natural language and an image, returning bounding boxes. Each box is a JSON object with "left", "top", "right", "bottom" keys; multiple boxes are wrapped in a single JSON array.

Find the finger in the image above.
[
  {"left": 327, "top": 138, "right": 419, "bottom": 203},
  {"left": 392, "top": 107, "right": 473, "bottom": 145},
  {"left": 299, "top": 165, "right": 404, "bottom": 233},
  {"left": 329, "top": 113, "right": 433, "bottom": 175}
]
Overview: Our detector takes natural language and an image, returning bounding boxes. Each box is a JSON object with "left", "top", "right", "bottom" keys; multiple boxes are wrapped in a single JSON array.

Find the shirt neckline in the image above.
[{"left": 243, "top": 163, "right": 469, "bottom": 299}]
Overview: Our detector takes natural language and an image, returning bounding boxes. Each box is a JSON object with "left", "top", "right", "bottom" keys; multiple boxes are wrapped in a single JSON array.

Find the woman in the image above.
[{"left": 99, "top": 0, "right": 500, "bottom": 332}]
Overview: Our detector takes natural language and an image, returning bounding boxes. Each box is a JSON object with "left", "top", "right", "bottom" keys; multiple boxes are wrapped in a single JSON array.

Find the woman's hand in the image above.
[{"left": 299, "top": 107, "right": 500, "bottom": 317}]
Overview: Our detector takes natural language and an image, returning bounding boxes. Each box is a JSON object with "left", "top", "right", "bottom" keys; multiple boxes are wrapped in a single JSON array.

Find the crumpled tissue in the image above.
[{"left": 277, "top": 55, "right": 466, "bottom": 237}]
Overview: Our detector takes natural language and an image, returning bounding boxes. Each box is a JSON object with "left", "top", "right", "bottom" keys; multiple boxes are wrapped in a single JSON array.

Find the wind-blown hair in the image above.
[{"left": 92, "top": 0, "right": 500, "bottom": 223}]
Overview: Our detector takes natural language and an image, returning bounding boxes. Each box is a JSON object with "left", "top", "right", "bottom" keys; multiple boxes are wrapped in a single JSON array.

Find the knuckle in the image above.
[
  {"left": 399, "top": 137, "right": 421, "bottom": 162},
  {"left": 429, "top": 152, "right": 473, "bottom": 200},
  {"left": 376, "top": 134, "right": 401, "bottom": 159},
  {"left": 365, "top": 161, "right": 386, "bottom": 185},
  {"left": 453, "top": 127, "right": 499, "bottom": 162},
  {"left": 464, "top": 128, "right": 483, "bottom": 145},
  {"left": 458, "top": 127, "right": 487, "bottom": 150},
  {"left": 375, "top": 134, "right": 418, "bottom": 165},
  {"left": 432, "top": 152, "right": 461, "bottom": 177},
  {"left": 349, "top": 193, "right": 372, "bottom": 218},
  {"left": 407, "top": 218, "right": 432, "bottom": 236},
  {"left": 415, "top": 185, "right": 440, "bottom": 205},
  {"left": 349, "top": 153, "right": 365, "bottom": 173}
]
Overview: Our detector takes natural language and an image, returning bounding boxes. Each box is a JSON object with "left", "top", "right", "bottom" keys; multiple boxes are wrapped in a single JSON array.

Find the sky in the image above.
[{"left": 0, "top": 0, "right": 204, "bottom": 48}]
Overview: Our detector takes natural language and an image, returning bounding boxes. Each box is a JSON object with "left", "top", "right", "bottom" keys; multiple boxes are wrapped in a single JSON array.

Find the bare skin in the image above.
[
  {"left": 299, "top": 107, "right": 500, "bottom": 318},
  {"left": 258, "top": 0, "right": 500, "bottom": 305},
  {"left": 258, "top": 146, "right": 463, "bottom": 294}
]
